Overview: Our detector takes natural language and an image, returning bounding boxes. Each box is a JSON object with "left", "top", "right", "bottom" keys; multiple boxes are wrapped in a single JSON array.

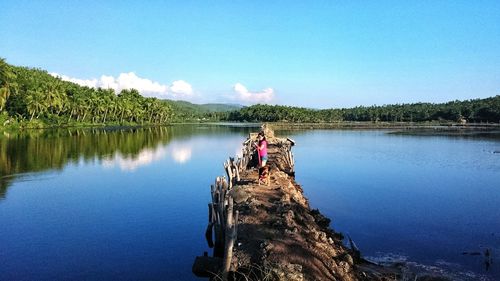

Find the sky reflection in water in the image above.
[
  {"left": 1, "top": 126, "right": 499, "bottom": 280},
  {"left": 0, "top": 125, "right": 255, "bottom": 281}
]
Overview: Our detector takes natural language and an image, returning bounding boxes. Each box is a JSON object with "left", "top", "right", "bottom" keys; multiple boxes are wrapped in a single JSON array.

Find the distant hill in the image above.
[
  {"left": 160, "top": 99, "right": 243, "bottom": 121},
  {"left": 162, "top": 99, "right": 243, "bottom": 114},
  {"left": 199, "top": 103, "right": 244, "bottom": 112}
]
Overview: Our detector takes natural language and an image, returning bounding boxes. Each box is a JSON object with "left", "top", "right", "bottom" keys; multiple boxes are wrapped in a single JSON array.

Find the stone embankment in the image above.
[{"left": 193, "top": 126, "right": 398, "bottom": 281}]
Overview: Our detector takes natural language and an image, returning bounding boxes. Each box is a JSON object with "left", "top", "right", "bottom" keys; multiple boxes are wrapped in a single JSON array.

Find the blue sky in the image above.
[{"left": 1, "top": 1, "right": 499, "bottom": 108}]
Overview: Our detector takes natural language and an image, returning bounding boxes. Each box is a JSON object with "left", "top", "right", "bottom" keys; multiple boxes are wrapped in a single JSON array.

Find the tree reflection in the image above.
[{"left": 0, "top": 124, "right": 257, "bottom": 199}]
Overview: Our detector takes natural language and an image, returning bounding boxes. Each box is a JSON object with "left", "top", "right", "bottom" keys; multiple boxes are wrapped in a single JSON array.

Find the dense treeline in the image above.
[
  {"left": 0, "top": 58, "right": 173, "bottom": 128},
  {"left": 224, "top": 96, "right": 500, "bottom": 123}
]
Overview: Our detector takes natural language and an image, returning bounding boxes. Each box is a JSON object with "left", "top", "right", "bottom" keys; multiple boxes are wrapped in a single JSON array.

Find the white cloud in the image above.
[
  {"left": 50, "top": 73, "right": 99, "bottom": 88},
  {"left": 50, "top": 72, "right": 193, "bottom": 100},
  {"left": 100, "top": 75, "right": 119, "bottom": 90},
  {"left": 115, "top": 72, "right": 169, "bottom": 97},
  {"left": 169, "top": 80, "right": 193, "bottom": 99},
  {"left": 232, "top": 82, "right": 274, "bottom": 104}
]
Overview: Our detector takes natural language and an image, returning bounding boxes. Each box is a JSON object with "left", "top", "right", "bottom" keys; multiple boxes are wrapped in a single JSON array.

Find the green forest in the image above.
[
  {"left": 0, "top": 58, "right": 244, "bottom": 128},
  {"left": 1, "top": 58, "right": 499, "bottom": 128},
  {"left": 223, "top": 96, "right": 500, "bottom": 123},
  {"left": 0, "top": 58, "right": 176, "bottom": 128}
]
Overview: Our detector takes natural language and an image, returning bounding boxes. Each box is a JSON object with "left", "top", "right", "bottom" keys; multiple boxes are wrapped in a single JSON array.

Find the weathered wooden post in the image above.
[
  {"left": 222, "top": 196, "right": 236, "bottom": 280},
  {"left": 224, "top": 160, "right": 233, "bottom": 188},
  {"left": 205, "top": 203, "right": 214, "bottom": 248},
  {"left": 232, "top": 158, "right": 241, "bottom": 182},
  {"left": 213, "top": 177, "right": 225, "bottom": 258}
]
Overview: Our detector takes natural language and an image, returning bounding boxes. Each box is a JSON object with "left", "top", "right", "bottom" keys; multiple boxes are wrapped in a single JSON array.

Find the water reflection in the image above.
[
  {"left": 0, "top": 128, "right": 163, "bottom": 198},
  {"left": 0, "top": 124, "right": 256, "bottom": 199},
  {"left": 0, "top": 124, "right": 258, "bottom": 281},
  {"left": 169, "top": 143, "right": 192, "bottom": 164},
  {"left": 102, "top": 146, "right": 168, "bottom": 171},
  {"left": 100, "top": 141, "right": 196, "bottom": 170},
  {"left": 100, "top": 142, "right": 195, "bottom": 170},
  {"left": 276, "top": 129, "right": 500, "bottom": 280}
]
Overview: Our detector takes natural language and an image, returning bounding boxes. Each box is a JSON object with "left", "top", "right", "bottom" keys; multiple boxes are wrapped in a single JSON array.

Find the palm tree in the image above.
[
  {"left": 42, "top": 81, "right": 66, "bottom": 116},
  {"left": 0, "top": 58, "right": 17, "bottom": 112},
  {"left": 99, "top": 88, "right": 115, "bottom": 123},
  {"left": 26, "top": 89, "right": 47, "bottom": 120}
]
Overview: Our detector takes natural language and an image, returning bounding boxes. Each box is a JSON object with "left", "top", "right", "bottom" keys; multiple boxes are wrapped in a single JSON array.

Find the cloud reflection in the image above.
[
  {"left": 102, "top": 146, "right": 167, "bottom": 171},
  {"left": 170, "top": 145, "right": 192, "bottom": 164},
  {"left": 101, "top": 135, "right": 244, "bottom": 171}
]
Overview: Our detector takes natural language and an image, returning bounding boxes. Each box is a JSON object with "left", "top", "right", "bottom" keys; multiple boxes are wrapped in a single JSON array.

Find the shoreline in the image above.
[
  {"left": 1, "top": 120, "right": 499, "bottom": 132},
  {"left": 267, "top": 121, "right": 500, "bottom": 130}
]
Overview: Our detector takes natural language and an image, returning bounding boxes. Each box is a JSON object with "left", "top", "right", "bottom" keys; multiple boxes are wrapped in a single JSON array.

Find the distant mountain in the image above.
[
  {"left": 158, "top": 99, "right": 244, "bottom": 121},
  {"left": 162, "top": 100, "right": 243, "bottom": 114},
  {"left": 199, "top": 103, "right": 244, "bottom": 112}
]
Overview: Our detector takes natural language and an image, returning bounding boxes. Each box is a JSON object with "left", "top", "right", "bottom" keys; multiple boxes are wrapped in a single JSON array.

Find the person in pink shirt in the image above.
[
  {"left": 254, "top": 131, "right": 269, "bottom": 184},
  {"left": 255, "top": 131, "right": 268, "bottom": 167}
]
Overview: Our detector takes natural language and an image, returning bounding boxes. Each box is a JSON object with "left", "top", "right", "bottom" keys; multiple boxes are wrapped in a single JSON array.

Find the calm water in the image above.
[
  {"left": 1, "top": 125, "right": 499, "bottom": 280},
  {"left": 276, "top": 129, "right": 500, "bottom": 280},
  {"left": 0, "top": 125, "right": 257, "bottom": 281}
]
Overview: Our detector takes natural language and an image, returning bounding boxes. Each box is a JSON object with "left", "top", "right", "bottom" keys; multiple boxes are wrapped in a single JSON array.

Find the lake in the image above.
[{"left": 1, "top": 124, "right": 499, "bottom": 280}]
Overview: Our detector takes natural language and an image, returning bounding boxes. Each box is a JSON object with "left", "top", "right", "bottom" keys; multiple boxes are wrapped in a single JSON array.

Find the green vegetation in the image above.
[
  {"left": 0, "top": 59, "right": 174, "bottom": 129},
  {"left": 0, "top": 59, "right": 171, "bottom": 128},
  {"left": 164, "top": 100, "right": 242, "bottom": 121},
  {"left": 223, "top": 96, "right": 500, "bottom": 123},
  {"left": 0, "top": 58, "right": 244, "bottom": 128},
  {"left": 1, "top": 58, "right": 499, "bottom": 128}
]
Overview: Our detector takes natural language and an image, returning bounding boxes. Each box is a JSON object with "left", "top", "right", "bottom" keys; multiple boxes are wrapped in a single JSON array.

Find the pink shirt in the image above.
[{"left": 258, "top": 140, "right": 267, "bottom": 157}]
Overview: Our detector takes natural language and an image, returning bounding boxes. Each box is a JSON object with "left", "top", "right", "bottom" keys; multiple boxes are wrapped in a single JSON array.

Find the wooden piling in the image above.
[
  {"left": 232, "top": 158, "right": 241, "bottom": 182},
  {"left": 222, "top": 196, "right": 235, "bottom": 279}
]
